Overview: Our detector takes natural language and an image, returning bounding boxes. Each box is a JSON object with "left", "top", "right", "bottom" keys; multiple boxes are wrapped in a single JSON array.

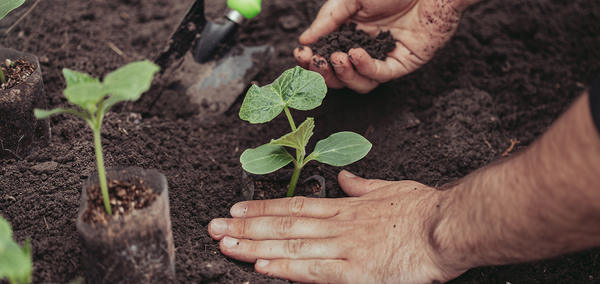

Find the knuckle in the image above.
[
  {"left": 274, "top": 216, "right": 295, "bottom": 238},
  {"left": 239, "top": 219, "right": 249, "bottom": 238},
  {"left": 288, "top": 197, "right": 307, "bottom": 216},
  {"left": 285, "top": 239, "right": 308, "bottom": 258},
  {"left": 258, "top": 200, "right": 267, "bottom": 216},
  {"left": 307, "top": 260, "right": 322, "bottom": 278}
]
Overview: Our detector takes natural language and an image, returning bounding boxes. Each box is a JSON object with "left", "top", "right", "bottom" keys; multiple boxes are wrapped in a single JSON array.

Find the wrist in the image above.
[{"left": 428, "top": 184, "right": 477, "bottom": 272}]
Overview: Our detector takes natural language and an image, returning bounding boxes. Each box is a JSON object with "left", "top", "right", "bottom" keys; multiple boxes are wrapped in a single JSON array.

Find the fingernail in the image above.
[
  {"left": 256, "top": 259, "right": 270, "bottom": 267},
  {"left": 210, "top": 219, "right": 227, "bottom": 234},
  {"left": 312, "top": 57, "right": 327, "bottom": 69},
  {"left": 331, "top": 61, "right": 344, "bottom": 75},
  {"left": 348, "top": 54, "right": 358, "bottom": 66},
  {"left": 342, "top": 170, "right": 356, "bottom": 178},
  {"left": 231, "top": 203, "right": 247, "bottom": 218},
  {"left": 222, "top": 236, "right": 239, "bottom": 248}
]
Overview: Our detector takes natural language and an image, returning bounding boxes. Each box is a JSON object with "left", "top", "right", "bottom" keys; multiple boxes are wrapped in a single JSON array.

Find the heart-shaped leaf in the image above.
[
  {"left": 103, "top": 60, "right": 159, "bottom": 101},
  {"left": 0, "top": 0, "right": 25, "bottom": 20},
  {"left": 239, "top": 66, "right": 326, "bottom": 123},
  {"left": 240, "top": 144, "right": 294, "bottom": 174},
  {"left": 306, "top": 132, "right": 372, "bottom": 166}
]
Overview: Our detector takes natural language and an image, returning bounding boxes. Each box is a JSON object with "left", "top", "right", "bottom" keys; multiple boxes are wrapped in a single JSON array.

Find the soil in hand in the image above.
[
  {"left": 309, "top": 22, "right": 396, "bottom": 62},
  {"left": 0, "top": 59, "right": 36, "bottom": 90}
]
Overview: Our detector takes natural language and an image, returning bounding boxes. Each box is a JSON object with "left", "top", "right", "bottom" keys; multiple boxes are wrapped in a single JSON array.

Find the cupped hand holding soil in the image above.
[{"left": 295, "top": 0, "right": 479, "bottom": 93}]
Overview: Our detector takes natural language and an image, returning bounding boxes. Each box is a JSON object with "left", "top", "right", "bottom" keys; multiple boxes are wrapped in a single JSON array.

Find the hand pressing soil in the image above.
[{"left": 308, "top": 22, "right": 396, "bottom": 62}]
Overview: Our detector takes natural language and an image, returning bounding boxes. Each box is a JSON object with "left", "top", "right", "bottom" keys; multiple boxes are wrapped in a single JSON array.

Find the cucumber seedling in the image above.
[
  {"left": 239, "top": 66, "right": 372, "bottom": 197},
  {"left": 34, "top": 60, "right": 159, "bottom": 215}
]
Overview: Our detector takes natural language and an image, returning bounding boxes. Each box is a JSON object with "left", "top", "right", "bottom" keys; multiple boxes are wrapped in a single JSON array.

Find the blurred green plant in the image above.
[{"left": 0, "top": 215, "right": 32, "bottom": 284}]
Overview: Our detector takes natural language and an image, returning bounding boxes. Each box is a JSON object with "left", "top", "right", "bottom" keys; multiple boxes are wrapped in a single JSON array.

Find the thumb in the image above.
[
  {"left": 299, "top": 0, "right": 358, "bottom": 45},
  {"left": 338, "top": 170, "right": 396, "bottom": 197}
]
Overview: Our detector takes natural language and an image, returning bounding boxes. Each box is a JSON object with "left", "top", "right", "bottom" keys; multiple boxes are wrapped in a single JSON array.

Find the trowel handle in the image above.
[{"left": 227, "top": 0, "right": 262, "bottom": 19}]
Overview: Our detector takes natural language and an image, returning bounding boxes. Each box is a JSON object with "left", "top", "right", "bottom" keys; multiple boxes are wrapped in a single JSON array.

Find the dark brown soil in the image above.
[
  {"left": 82, "top": 177, "right": 158, "bottom": 224},
  {"left": 308, "top": 22, "right": 397, "bottom": 61},
  {"left": 0, "top": 59, "right": 36, "bottom": 90},
  {"left": 1, "top": 0, "right": 600, "bottom": 283}
]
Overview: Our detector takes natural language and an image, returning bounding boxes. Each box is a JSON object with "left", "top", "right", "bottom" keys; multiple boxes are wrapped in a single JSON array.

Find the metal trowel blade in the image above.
[{"left": 163, "top": 44, "right": 274, "bottom": 118}]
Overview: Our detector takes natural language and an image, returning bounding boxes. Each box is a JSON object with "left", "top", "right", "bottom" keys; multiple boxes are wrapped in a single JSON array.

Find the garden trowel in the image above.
[{"left": 154, "top": 0, "right": 273, "bottom": 117}]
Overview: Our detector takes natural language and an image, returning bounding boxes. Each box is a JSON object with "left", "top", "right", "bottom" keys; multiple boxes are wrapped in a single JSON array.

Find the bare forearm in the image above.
[{"left": 433, "top": 93, "right": 600, "bottom": 271}]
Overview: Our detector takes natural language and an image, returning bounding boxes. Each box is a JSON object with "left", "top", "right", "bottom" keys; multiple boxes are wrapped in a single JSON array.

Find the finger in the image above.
[
  {"left": 293, "top": 46, "right": 313, "bottom": 69},
  {"left": 209, "top": 216, "right": 341, "bottom": 240},
  {"left": 348, "top": 45, "right": 412, "bottom": 83},
  {"left": 219, "top": 236, "right": 344, "bottom": 263},
  {"left": 338, "top": 170, "right": 397, "bottom": 197},
  {"left": 309, "top": 55, "right": 345, "bottom": 89},
  {"left": 330, "top": 52, "right": 379, "bottom": 94},
  {"left": 230, "top": 196, "right": 344, "bottom": 219},
  {"left": 255, "top": 258, "right": 352, "bottom": 284},
  {"left": 299, "top": 0, "right": 359, "bottom": 45}
]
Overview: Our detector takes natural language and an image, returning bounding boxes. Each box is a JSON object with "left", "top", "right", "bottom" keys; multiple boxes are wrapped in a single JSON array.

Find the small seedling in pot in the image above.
[
  {"left": 34, "top": 60, "right": 159, "bottom": 215},
  {"left": 0, "top": 215, "right": 32, "bottom": 284},
  {"left": 239, "top": 66, "right": 372, "bottom": 197},
  {"left": 0, "top": 0, "right": 26, "bottom": 84}
]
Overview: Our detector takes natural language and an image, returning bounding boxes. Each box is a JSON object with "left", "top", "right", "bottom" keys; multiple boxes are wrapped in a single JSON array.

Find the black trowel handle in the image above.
[
  {"left": 153, "top": 0, "right": 207, "bottom": 73},
  {"left": 192, "top": 9, "right": 246, "bottom": 63}
]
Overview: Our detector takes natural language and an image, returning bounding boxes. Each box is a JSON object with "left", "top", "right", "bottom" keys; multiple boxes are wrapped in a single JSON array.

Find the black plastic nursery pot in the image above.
[
  {"left": 76, "top": 167, "right": 175, "bottom": 284},
  {"left": 241, "top": 171, "right": 326, "bottom": 201},
  {"left": 0, "top": 48, "right": 50, "bottom": 160}
]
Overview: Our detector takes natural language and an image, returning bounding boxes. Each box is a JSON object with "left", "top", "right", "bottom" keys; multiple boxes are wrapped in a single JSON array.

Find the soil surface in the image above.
[
  {"left": 1, "top": 0, "right": 600, "bottom": 283},
  {"left": 0, "top": 59, "right": 36, "bottom": 90}
]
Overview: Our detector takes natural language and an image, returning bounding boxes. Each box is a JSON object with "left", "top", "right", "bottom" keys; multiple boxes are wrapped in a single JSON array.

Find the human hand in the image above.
[
  {"left": 294, "top": 0, "right": 471, "bottom": 93},
  {"left": 208, "top": 171, "right": 468, "bottom": 283}
]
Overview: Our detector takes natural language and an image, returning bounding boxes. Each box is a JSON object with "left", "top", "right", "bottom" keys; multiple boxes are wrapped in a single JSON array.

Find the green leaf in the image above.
[
  {"left": 0, "top": 216, "right": 32, "bottom": 284},
  {"left": 103, "top": 60, "right": 160, "bottom": 101},
  {"left": 62, "top": 68, "right": 104, "bottom": 112},
  {"left": 0, "top": 0, "right": 25, "bottom": 20},
  {"left": 240, "top": 144, "right": 294, "bottom": 175},
  {"left": 239, "top": 66, "right": 326, "bottom": 123},
  {"left": 34, "top": 108, "right": 89, "bottom": 121},
  {"left": 62, "top": 68, "right": 99, "bottom": 88},
  {"left": 63, "top": 81, "right": 108, "bottom": 113},
  {"left": 0, "top": 216, "right": 12, "bottom": 241},
  {"left": 306, "top": 132, "right": 372, "bottom": 166},
  {"left": 269, "top": 117, "right": 314, "bottom": 154}
]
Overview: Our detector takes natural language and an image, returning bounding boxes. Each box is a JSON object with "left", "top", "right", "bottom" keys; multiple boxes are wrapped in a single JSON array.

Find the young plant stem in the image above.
[
  {"left": 287, "top": 162, "right": 302, "bottom": 197},
  {"left": 92, "top": 111, "right": 112, "bottom": 215},
  {"left": 283, "top": 106, "right": 297, "bottom": 131},
  {"left": 0, "top": 67, "right": 6, "bottom": 84},
  {"left": 283, "top": 106, "right": 304, "bottom": 196}
]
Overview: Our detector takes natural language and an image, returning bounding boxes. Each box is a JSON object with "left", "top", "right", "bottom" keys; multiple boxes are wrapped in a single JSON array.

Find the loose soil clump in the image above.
[{"left": 309, "top": 22, "right": 396, "bottom": 61}]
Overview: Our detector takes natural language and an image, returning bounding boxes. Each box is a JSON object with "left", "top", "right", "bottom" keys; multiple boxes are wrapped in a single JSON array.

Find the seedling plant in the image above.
[
  {"left": 34, "top": 60, "right": 159, "bottom": 215},
  {"left": 0, "top": 0, "right": 26, "bottom": 84},
  {"left": 0, "top": 215, "right": 32, "bottom": 284},
  {"left": 239, "top": 66, "right": 372, "bottom": 197}
]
